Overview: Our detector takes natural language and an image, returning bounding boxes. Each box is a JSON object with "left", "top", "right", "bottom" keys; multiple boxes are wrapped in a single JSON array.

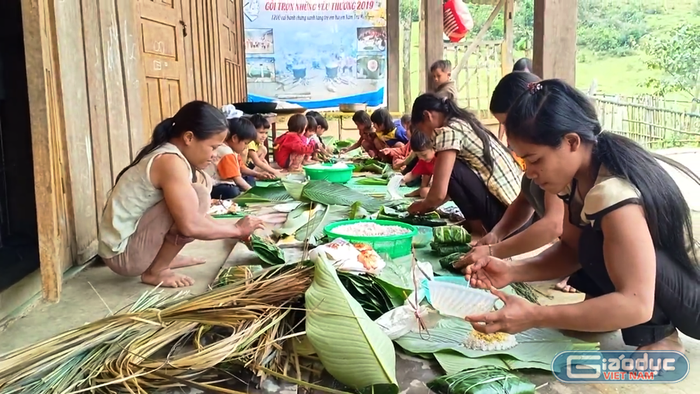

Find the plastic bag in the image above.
[
  {"left": 427, "top": 366, "right": 536, "bottom": 394},
  {"left": 309, "top": 238, "right": 386, "bottom": 274},
  {"left": 443, "top": 0, "right": 474, "bottom": 43},
  {"left": 374, "top": 290, "right": 441, "bottom": 339},
  {"left": 385, "top": 174, "right": 404, "bottom": 200}
]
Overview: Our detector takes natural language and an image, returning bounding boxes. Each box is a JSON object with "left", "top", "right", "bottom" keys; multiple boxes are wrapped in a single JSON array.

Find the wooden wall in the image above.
[
  {"left": 51, "top": 0, "right": 145, "bottom": 267},
  {"left": 15, "top": 0, "right": 247, "bottom": 307}
]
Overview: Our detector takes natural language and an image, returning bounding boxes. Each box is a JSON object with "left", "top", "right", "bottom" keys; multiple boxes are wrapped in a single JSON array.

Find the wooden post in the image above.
[
  {"left": 386, "top": 0, "right": 400, "bottom": 111},
  {"left": 21, "top": 0, "right": 64, "bottom": 302},
  {"left": 418, "top": 0, "right": 426, "bottom": 93},
  {"left": 423, "top": 0, "right": 443, "bottom": 92},
  {"left": 533, "top": 0, "right": 578, "bottom": 84},
  {"left": 501, "top": 0, "right": 515, "bottom": 76}
]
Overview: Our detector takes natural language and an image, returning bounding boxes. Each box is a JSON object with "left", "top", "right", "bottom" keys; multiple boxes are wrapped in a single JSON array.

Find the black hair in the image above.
[
  {"left": 489, "top": 71, "right": 541, "bottom": 114},
  {"left": 505, "top": 79, "right": 699, "bottom": 278},
  {"left": 306, "top": 110, "right": 329, "bottom": 130},
  {"left": 352, "top": 110, "right": 372, "bottom": 129},
  {"left": 409, "top": 129, "right": 432, "bottom": 152},
  {"left": 228, "top": 117, "right": 258, "bottom": 141},
  {"left": 305, "top": 115, "right": 318, "bottom": 132},
  {"left": 400, "top": 114, "right": 411, "bottom": 125},
  {"left": 115, "top": 100, "right": 227, "bottom": 185},
  {"left": 249, "top": 114, "right": 271, "bottom": 130},
  {"left": 411, "top": 93, "right": 504, "bottom": 171},
  {"left": 370, "top": 108, "right": 395, "bottom": 133},
  {"left": 287, "top": 113, "right": 307, "bottom": 133},
  {"left": 430, "top": 60, "right": 452, "bottom": 73},
  {"left": 513, "top": 58, "right": 532, "bottom": 72}
]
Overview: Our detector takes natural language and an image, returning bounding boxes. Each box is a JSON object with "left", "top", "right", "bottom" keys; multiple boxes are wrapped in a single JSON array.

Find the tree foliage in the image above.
[{"left": 642, "top": 24, "right": 700, "bottom": 98}]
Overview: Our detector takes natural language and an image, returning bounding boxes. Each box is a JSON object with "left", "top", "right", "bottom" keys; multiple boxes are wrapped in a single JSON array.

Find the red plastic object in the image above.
[{"left": 443, "top": 0, "right": 474, "bottom": 42}]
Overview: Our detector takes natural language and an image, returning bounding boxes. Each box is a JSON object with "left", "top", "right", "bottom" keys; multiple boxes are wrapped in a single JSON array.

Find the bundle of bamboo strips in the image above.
[{"left": 0, "top": 264, "right": 313, "bottom": 394}]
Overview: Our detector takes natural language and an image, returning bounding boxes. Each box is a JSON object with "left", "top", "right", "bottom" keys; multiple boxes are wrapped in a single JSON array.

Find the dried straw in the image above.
[{"left": 0, "top": 263, "right": 313, "bottom": 394}]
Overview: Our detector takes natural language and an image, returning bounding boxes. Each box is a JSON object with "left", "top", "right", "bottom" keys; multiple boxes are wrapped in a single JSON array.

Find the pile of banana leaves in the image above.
[
  {"left": 247, "top": 234, "right": 286, "bottom": 266},
  {"left": 376, "top": 201, "right": 447, "bottom": 227},
  {"left": 352, "top": 158, "right": 390, "bottom": 174},
  {"left": 427, "top": 366, "right": 536, "bottom": 394},
  {"left": 431, "top": 225, "right": 472, "bottom": 256},
  {"left": 338, "top": 273, "right": 407, "bottom": 320}
]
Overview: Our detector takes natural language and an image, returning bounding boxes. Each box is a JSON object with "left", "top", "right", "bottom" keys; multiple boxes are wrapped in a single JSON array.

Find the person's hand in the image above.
[
  {"left": 380, "top": 148, "right": 391, "bottom": 155},
  {"left": 234, "top": 216, "right": 265, "bottom": 240},
  {"left": 261, "top": 172, "right": 276, "bottom": 180},
  {"left": 452, "top": 245, "right": 491, "bottom": 271},
  {"left": 408, "top": 200, "right": 431, "bottom": 215},
  {"left": 339, "top": 148, "right": 348, "bottom": 154},
  {"left": 465, "top": 287, "right": 539, "bottom": 334},
  {"left": 393, "top": 161, "right": 405, "bottom": 170},
  {"left": 474, "top": 232, "right": 499, "bottom": 246},
  {"left": 464, "top": 256, "right": 513, "bottom": 290}
]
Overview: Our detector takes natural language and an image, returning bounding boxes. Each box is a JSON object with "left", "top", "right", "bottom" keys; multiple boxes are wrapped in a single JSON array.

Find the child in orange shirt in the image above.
[{"left": 209, "top": 118, "right": 259, "bottom": 199}]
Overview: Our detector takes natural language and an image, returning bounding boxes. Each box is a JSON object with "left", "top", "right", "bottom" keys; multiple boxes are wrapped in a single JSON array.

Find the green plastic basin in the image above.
[
  {"left": 324, "top": 219, "right": 418, "bottom": 259},
  {"left": 303, "top": 163, "right": 355, "bottom": 184}
]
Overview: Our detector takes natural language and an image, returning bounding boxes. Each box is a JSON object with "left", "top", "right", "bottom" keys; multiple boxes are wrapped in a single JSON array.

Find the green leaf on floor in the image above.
[
  {"left": 301, "top": 180, "right": 383, "bottom": 212},
  {"left": 305, "top": 256, "right": 399, "bottom": 391},
  {"left": 394, "top": 317, "right": 599, "bottom": 372},
  {"left": 249, "top": 234, "right": 287, "bottom": 266},
  {"left": 234, "top": 184, "right": 293, "bottom": 203},
  {"left": 295, "top": 204, "right": 353, "bottom": 244}
]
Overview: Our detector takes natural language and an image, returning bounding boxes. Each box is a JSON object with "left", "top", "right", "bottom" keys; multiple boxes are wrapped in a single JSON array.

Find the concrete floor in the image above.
[{"left": 2, "top": 150, "right": 700, "bottom": 393}]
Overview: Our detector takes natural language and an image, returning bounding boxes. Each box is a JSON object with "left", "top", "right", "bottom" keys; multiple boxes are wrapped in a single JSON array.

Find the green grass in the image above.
[{"left": 396, "top": 0, "right": 700, "bottom": 112}]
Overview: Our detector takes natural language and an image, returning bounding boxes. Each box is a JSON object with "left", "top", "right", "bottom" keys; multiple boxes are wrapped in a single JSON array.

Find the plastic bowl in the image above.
[
  {"left": 324, "top": 219, "right": 418, "bottom": 259},
  {"left": 412, "top": 225, "right": 433, "bottom": 248},
  {"left": 303, "top": 163, "right": 355, "bottom": 184}
]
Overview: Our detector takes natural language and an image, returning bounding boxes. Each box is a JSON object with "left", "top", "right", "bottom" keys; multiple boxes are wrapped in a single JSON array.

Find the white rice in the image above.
[
  {"left": 333, "top": 222, "right": 411, "bottom": 237},
  {"left": 464, "top": 331, "right": 518, "bottom": 352}
]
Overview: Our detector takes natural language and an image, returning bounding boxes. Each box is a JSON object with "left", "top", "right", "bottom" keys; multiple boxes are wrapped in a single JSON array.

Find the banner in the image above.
[{"left": 243, "top": 0, "right": 387, "bottom": 109}]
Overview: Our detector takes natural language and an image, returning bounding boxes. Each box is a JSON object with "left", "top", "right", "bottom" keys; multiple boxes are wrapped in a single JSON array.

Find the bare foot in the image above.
[
  {"left": 141, "top": 269, "right": 195, "bottom": 288},
  {"left": 170, "top": 255, "right": 206, "bottom": 269},
  {"left": 637, "top": 330, "right": 685, "bottom": 353},
  {"left": 555, "top": 277, "right": 578, "bottom": 293}
]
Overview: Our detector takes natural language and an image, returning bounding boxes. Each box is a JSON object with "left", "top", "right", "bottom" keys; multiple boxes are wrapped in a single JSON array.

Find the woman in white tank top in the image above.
[{"left": 98, "top": 101, "right": 264, "bottom": 288}]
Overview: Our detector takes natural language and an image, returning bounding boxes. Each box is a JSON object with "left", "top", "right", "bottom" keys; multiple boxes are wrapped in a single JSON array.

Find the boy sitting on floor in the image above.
[
  {"left": 273, "top": 114, "right": 317, "bottom": 172},
  {"left": 306, "top": 111, "right": 332, "bottom": 159},
  {"left": 207, "top": 118, "right": 258, "bottom": 199},
  {"left": 380, "top": 114, "right": 414, "bottom": 170},
  {"left": 341, "top": 110, "right": 378, "bottom": 157},
  {"left": 401, "top": 131, "right": 435, "bottom": 198},
  {"left": 239, "top": 114, "right": 280, "bottom": 185}
]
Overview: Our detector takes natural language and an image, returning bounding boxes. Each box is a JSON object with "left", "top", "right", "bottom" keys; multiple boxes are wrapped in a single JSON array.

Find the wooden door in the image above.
[
  {"left": 137, "top": 0, "right": 190, "bottom": 133},
  {"left": 21, "top": 0, "right": 76, "bottom": 301},
  {"left": 219, "top": 0, "right": 247, "bottom": 103}
]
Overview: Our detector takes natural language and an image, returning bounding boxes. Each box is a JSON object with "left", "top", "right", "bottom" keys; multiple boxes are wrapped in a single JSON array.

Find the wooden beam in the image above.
[
  {"left": 418, "top": 0, "right": 426, "bottom": 93},
  {"left": 423, "top": 0, "right": 443, "bottom": 91},
  {"left": 501, "top": 0, "right": 515, "bottom": 76},
  {"left": 386, "top": 0, "right": 400, "bottom": 111},
  {"left": 452, "top": 0, "right": 505, "bottom": 76},
  {"left": 21, "top": 0, "right": 63, "bottom": 302},
  {"left": 533, "top": 0, "right": 578, "bottom": 84}
]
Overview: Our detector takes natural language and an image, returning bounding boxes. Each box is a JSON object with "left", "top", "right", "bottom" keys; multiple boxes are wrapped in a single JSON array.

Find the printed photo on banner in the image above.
[
  {"left": 245, "top": 28, "right": 275, "bottom": 54},
  {"left": 246, "top": 57, "right": 276, "bottom": 83},
  {"left": 242, "top": 0, "right": 388, "bottom": 109}
]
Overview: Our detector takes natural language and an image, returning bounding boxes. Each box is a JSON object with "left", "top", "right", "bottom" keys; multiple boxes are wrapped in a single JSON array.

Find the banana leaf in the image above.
[
  {"left": 248, "top": 234, "right": 286, "bottom": 266},
  {"left": 273, "top": 203, "right": 318, "bottom": 236},
  {"left": 295, "top": 203, "right": 367, "bottom": 244},
  {"left": 338, "top": 272, "right": 399, "bottom": 320},
  {"left": 234, "top": 184, "right": 293, "bottom": 203},
  {"left": 427, "top": 366, "right": 535, "bottom": 394},
  {"left": 305, "top": 257, "right": 399, "bottom": 392},
  {"left": 433, "top": 226, "right": 472, "bottom": 244},
  {"left": 301, "top": 180, "right": 383, "bottom": 212},
  {"left": 394, "top": 317, "right": 599, "bottom": 372},
  {"left": 430, "top": 242, "right": 472, "bottom": 256},
  {"left": 438, "top": 252, "right": 465, "bottom": 274},
  {"left": 355, "top": 177, "right": 389, "bottom": 185}
]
